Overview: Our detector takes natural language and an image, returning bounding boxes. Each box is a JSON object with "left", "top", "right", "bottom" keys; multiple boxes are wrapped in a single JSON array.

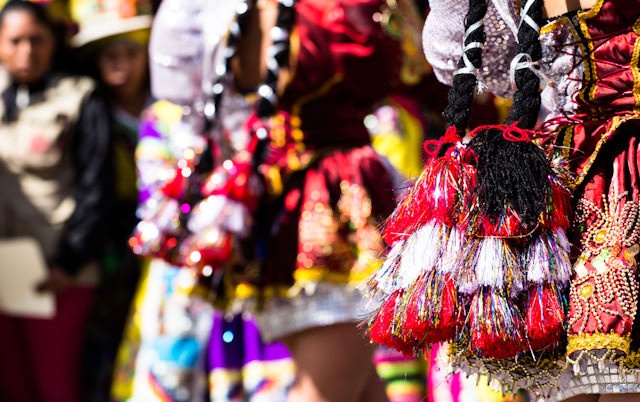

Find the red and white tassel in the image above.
[
  {"left": 468, "top": 287, "right": 525, "bottom": 359},
  {"left": 524, "top": 283, "right": 565, "bottom": 352},
  {"left": 458, "top": 237, "right": 523, "bottom": 296},
  {"left": 397, "top": 221, "right": 446, "bottom": 289}
]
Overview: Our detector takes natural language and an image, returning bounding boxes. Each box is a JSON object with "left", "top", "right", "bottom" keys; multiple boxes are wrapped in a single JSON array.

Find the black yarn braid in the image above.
[
  {"left": 468, "top": 0, "right": 549, "bottom": 230},
  {"left": 442, "top": 0, "right": 488, "bottom": 135},
  {"left": 175, "top": 1, "right": 253, "bottom": 263},
  {"left": 468, "top": 128, "right": 550, "bottom": 229},
  {"left": 506, "top": 0, "right": 543, "bottom": 129}
]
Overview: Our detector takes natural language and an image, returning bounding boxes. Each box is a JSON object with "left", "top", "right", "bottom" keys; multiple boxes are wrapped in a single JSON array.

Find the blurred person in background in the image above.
[
  {"left": 67, "top": 1, "right": 153, "bottom": 400},
  {"left": 205, "top": 0, "right": 420, "bottom": 401},
  {"left": 0, "top": 1, "right": 111, "bottom": 401},
  {"left": 128, "top": 0, "right": 412, "bottom": 401}
]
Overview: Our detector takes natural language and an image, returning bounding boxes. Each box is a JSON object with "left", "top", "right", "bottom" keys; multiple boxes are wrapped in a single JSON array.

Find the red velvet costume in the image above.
[
  {"left": 537, "top": 1, "right": 640, "bottom": 397},
  {"left": 237, "top": 0, "right": 428, "bottom": 342}
]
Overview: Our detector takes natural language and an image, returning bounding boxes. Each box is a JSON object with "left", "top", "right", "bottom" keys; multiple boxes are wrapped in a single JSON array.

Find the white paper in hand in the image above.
[{"left": 0, "top": 237, "right": 55, "bottom": 318}]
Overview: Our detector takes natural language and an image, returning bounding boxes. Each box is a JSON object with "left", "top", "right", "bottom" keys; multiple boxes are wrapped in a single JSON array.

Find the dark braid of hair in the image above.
[
  {"left": 251, "top": 0, "right": 297, "bottom": 171},
  {"left": 180, "top": 1, "right": 253, "bottom": 240},
  {"left": 202, "top": 0, "right": 297, "bottom": 128},
  {"left": 442, "top": 0, "right": 488, "bottom": 136},
  {"left": 255, "top": 0, "right": 296, "bottom": 119},
  {"left": 195, "top": 0, "right": 253, "bottom": 176},
  {"left": 468, "top": 0, "right": 549, "bottom": 230},
  {"left": 506, "top": 0, "right": 543, "bottom": 129}
]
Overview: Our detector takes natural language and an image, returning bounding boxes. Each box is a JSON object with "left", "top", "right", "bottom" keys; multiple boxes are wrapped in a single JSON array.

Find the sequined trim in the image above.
[
  {"left": 293, "top": 261, "right": 382, "bottom": 286},
  {"left": 624, "top": 351, "right": 640, "bottom": 368},
  {"left": 448, "top": 345, "right": 562, "bottom": 397},
  {"left": 552, "top": 360, "right": 640, "bottom": 401},
  {"left": 253, "top": 283, "right": 372, "bottom": 342},
  {"left": 449, "top": 345, "right": 640, "bottom": 401},
  {"left": 232, "top": 259, "right": 382, "bottom": 301}
]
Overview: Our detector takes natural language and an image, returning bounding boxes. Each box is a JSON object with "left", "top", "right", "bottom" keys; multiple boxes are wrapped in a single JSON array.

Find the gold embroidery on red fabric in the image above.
[
  {"left": 569, "top": 190, "right": 640, "bottom": 348},
  {"left": 631, "top": 24, "right": 640, "bottom": 107},
  {"left": 577, "top": 0, "right": 604, "bottom": 105},
  {"left": 296, "top": 182, "right": 385, "bottom": 286},
  {"left": 567, "top": 265, "right": 638, "bottom": 334},
  {"left": 575, "top": 190, "right": 640, "bottom": 257}
]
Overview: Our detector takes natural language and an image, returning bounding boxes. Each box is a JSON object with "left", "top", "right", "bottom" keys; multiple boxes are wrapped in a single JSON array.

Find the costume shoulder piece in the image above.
[{"left": 423, "top": 0, "right": 519, "bottom": 97}]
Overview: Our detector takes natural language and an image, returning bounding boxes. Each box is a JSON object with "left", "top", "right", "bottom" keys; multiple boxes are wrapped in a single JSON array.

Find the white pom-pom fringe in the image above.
[
  {"left": 439, "top": 226, "right": 465, "bottom": 275},
  {"left": 525, "top": 229, "right": 572, "bottom": 286},
  {"left": 526, "top": 236, "right": 551, "bottom": 284},
  {"left": 476, "top": 237, "right": 508, "bottom": 289},
  {"left": 372, "top": 239, "right": 405, "bottom": 294},
  {"left": 397, "top": 221, "right": 444, "bottom": 289},
  {"left": 552, "top": 228, "right": 572, "bottom": 286},
  {"left": 459, "top": 237, "right": 522, "bottom": 295}
]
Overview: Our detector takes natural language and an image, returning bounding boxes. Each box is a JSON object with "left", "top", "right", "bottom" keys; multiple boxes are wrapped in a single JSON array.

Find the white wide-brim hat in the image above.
[{"left": 71, "top": 13, "right": 152, "bottom": 47}]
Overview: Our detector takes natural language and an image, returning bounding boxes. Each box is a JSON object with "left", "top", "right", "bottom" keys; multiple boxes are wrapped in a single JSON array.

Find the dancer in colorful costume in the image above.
[
  {"left": 363, "top": 0, "right": 640, "bottom": 401},
  {"left": 67, "top": 1, "right": 153, "bottom": 398},
  {"left": 131, "top": 0, "right": 431, "bottom": 400},
  {"left": 0, "top": 2, "right": 112, "bottom": 401},
  {"left": 122, "top": 1, "right": 296, "bottom": 401}
]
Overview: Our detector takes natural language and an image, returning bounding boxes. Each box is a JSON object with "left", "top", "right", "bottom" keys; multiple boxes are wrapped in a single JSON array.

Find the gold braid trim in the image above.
[
  {"left": 624, "top": 351, "right": 640, "bottom": 369},
  {"left": 567, "top": 331, "right": 631, "bottom": 355}
]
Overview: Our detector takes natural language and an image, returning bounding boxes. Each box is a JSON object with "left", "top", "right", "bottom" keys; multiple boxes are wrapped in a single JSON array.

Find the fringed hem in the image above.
[{"left": 448, "top": 344, "right": 640, "bottom": 401}]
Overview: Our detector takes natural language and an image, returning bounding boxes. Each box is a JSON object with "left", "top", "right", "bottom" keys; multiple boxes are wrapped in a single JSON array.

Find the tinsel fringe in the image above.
[{"left": 364, "top": 124, "right": 574, "bottom": 361}]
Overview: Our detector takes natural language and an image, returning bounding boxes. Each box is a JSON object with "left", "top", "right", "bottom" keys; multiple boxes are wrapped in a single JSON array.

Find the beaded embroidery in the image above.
[{"left": 575, "top": 190, "right": 640, "bottom": 260}]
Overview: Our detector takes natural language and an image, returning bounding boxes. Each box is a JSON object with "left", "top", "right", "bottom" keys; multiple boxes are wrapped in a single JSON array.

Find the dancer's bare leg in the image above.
[{"left": 283, "top": 323, "right": 390, "bottom": 402}]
